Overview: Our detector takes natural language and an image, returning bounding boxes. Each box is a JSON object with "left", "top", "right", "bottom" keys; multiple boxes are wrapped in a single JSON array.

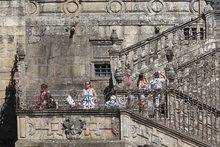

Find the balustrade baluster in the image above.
[
  {"left": 195, "top": 66, "right": 199, "bottom": 136},
  {"left": 182, "top": 78, "right": 186, "bottom": 131},
  {"left": 125, "top": 53, "right": 129, "bottom": 69},
  {"left": 201, "top": 19, "right": 206, "bottom": 41},
  {"left": 165, "top": 35, "right": 169, "bottom": 49},
  {"left": 161, "top": 35, "right": 165, "bottom": 50},
  {"left": 133, "top": 50, "right": 138, "bottom": 74},
  {"left": 197, "top": 22, "right": 200, "bottom": 42},
  {"left": 172, "top": 31, "right": 176, "bottom": 46},
  {"left": 141, "top": 46, "right": 146, "bottom": 69},
  {"left": 199, "top": 64, "right": 204, "bottom": 141},
  {"left": 188, "top": 25, "right": 192, "bottom": 46},
  {"left": 176, "top": 77, "right": 180, "bottom": 130},
  {"left": 166, "top": 90, "right": 170, "bottom": 127},
  {"left": 163, "top": 90, "right": 167, "bottom": 125},
  {"left": 205, "top": 99, "right": 208, "bottom": 141},
  {"left": 179, "top": 29, "right": 184, "bottom": 46},
  {"left": 187, "top": 73, "right": 191, "bottom": 134}
]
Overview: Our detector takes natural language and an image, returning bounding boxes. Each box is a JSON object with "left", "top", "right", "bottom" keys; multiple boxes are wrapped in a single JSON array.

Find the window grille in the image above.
[
  {"left": 94, "top": 64, "right": 111, "bottom": 77},
  {"left": 200, "top": 28, "right": 204, "bottom": 40},
  {"left": 192, "top": 28, "right": 197, "bottom": 40},
  {"left": 184, "top": 28, "right": 190, "bottom": 40}
]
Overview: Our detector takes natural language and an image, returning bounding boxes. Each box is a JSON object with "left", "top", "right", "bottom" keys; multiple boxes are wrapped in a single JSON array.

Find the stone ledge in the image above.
[
  {"left": 16, "top": 109, "right": 214, "bottom": 147},
  {"left": 16, "top": 109, "right": 120, "bottom": 116},
  {"left": 16, "top": 139, "right": 134, "bottom": 147}
]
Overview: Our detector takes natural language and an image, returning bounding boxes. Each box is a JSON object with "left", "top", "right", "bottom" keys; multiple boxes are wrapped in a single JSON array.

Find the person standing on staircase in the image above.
[
  {"left": 36, "top": 83, "right": 49, "bottom": 108},
  {"left": 150, "top": 72, "right": 167, "bottom": 117},
  {"left": 81, "top": 81, "right": 97, "bottom": 109},
  {"left": 137, "top": 73, "right": 149, "bottom": 116}
]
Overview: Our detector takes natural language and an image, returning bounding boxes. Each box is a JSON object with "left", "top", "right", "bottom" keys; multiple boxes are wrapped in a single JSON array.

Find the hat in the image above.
[{"left": 110, "top": 95, "right": 116, "bottom": 100}]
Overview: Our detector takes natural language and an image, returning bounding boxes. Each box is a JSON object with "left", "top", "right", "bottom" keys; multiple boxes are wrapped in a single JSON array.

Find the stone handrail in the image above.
[
  {"left": 16, "top": 86, "right": 219, "bottom": 146},
  {"left": 113, "top": 88, "right": 219, "bottom": 146},
  {"left": 174, "top": 47, "right": 220, "bottom": 71},
  {"left": 110, "top": 11, "right": 219, "bottom": 91},
  {"left": 119, "top": 11, "right": 217, "bottom": 55},
  {"left": 169, "top": 89, "right": 220, "bottom": 117}
]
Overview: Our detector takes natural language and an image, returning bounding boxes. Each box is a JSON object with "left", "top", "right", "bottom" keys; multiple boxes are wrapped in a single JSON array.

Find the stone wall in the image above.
[
  {"left": 0, "top": 0, "right": 25, "bottom": 145},
  {"left": 21, "top": 0, "right": 207, "bottom": 100},
  {"left": 0, "top": 0, "right": 25, "bottom": 110},
  {"left": 16, "top": 109, "right": 212, "bottom": 147},
  {"left": 0, "top": 0, "right": 212, "bottom": 145}
]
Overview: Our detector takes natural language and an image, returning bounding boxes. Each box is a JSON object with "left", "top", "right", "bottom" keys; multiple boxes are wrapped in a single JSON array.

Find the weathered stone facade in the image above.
[
  {"left": 0, "top": 0, "right": 220, "bottom": 146},
  {"left": 18, "top": 0, "right": 211, "bottom": 109},
  {"left": 16, "top": 109, "right": 212, "bottom": 147}
]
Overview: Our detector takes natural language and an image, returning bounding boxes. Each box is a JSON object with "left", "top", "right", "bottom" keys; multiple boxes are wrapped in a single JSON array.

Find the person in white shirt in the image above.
[
  {"left": 66, "top": 90, "right": 81, "bottom": 109},
  {"left": 105, "top": 95, "right": 119, "bottom": 109},
  {"left": 150, "top": 72, "right": 167, "bottom": 117}
]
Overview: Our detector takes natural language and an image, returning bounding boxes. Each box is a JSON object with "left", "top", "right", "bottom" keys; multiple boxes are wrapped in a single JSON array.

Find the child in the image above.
[
  {"left": 105, "top": 95, "right": 119, "bottom": 109},
  {"left": 66, "top": 90, "right": 81, "bottom": 109}
]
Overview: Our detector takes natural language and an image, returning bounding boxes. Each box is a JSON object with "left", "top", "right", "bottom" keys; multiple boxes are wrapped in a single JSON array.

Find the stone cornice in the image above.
[{"left": 16, "top": 109, "right": 120, "bottom": 116}]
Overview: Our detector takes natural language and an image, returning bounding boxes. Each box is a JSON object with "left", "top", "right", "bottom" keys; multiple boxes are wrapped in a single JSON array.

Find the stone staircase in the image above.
[
  {"left": 15, "top": 20, "right": 220, "bottom": 147},
  {"left": 13, "top": 10, "right": 220, "bottom": 147},
  {"left": 108, "top": 11, "right": 220, "bottom": 147}
]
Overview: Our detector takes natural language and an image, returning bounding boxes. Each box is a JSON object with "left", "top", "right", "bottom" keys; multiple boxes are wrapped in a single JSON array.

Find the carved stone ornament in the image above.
[
  {"left": 204, "top": 0, "right": 213, "bottom": 12},
  {"left": 27, "top": 1, "right": 39, "bottom": 15},
  {"left": 112, "top": 118, "right": 120, "bottom": 136},
  {"left": 107, "top": 0, "right": 125, "bottom": 14},
  {"left": 114, "top": 68, "right": 124, "bottom": 84},
  {"left": 116, "top": 95, "right": 127, "bottom": 108},
  {"left": 63, "top": 0, "right": 81, "bottom": 15},
  {"left": 148, "top": 0, "right": 165, "bottom": 14},
  {"left": 62, "top": 117, "right": 85, "bottom": 140},
  {"left": 190, "top": 0, "right": 206, "bottom": 13},
  {"left": 110, "top": 29, "right": 119, "bottom": 44}
]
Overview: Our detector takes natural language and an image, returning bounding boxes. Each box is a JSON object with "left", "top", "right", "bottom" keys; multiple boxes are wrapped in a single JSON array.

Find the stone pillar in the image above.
[
  {"left": 120, "top": 114, "right": 131, "bottom": 141},
  {"left": 109, "top": 29, "right": 123, "bottom": 89},
  {"left": 164, "top": 49, "right": 175, "bottom": 88},
  {"left": 16, "top": 49, "right": 26, "bottom": 109},
  {"left": 205, "top": 11, "right": 215, "bottom": 39}
]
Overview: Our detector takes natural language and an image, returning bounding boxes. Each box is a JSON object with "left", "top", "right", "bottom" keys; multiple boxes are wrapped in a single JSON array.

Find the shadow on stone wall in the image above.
[
  {"left": 103, "top": 76, "right": 114, "bottom": 102},
  {"left": 0, "top": 55, "right": 18, "bottom": 147}
]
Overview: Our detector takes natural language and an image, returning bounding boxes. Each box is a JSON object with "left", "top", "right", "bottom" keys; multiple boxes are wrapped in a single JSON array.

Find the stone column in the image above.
[
  {"left": 17, "top": 49, "right": 26, "bottom": 109},
  {"left": 109, "top": 29, "right": 123, "bottom": 89},
  {"left": 205, "top": 11, "right": 215, "bottom": 39}
]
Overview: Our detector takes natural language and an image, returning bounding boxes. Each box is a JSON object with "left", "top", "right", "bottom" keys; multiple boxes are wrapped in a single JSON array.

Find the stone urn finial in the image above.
[
  {"left": 164, "top": 64, "right": 175, "bottom": 83},
  {"left": 204, "top": 0, "right": 213, "bottom": 12},
  {"left": 111, "top": 29, "right": 119, "bottom": 44},
  {"left": 114, "top": 68, "right": 123, "bottom": 84}
]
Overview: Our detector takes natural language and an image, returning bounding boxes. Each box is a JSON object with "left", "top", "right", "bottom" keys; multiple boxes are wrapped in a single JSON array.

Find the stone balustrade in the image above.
[{"left": 109, "top": 11, "right": 219, "bottom": 91}]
